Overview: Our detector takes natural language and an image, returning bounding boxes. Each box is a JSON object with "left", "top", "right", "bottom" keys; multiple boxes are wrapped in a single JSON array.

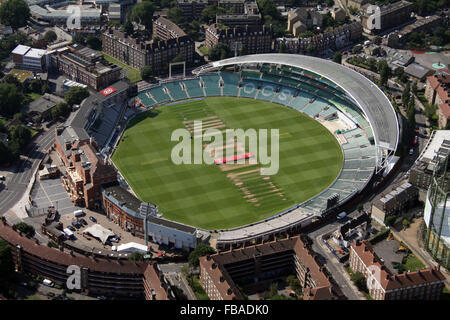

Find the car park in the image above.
[{"left": 89, "top": 216, "right": 97, "bottom": 223}]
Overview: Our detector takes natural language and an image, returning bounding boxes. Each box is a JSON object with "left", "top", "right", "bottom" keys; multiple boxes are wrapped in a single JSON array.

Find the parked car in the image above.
[
  {"left": 72, "top": 221, "right": 81, "bottom": 229},
  {"left": 89, "top": 216, "right": 97, "bottom": 223},
  {"left": 67, "top": 225, "right": 76, "bottom": 232},
  {"left": 79, "top": 218, "right": 88, "bottom": 226},
  {"left": 337, "top": 211, "right": 347, "bottom": 220},
  {"left": 43, "top": 279, "right": 54, "bottom": 287},
  {"left": 0, "top": 175, "right": 5, "bottom": 181},
  {"left": 409, "top": 148, "right": 414, "bottom": 155},
  {"left": 97, "top": 296, "right": 107, "bottom": 300}
]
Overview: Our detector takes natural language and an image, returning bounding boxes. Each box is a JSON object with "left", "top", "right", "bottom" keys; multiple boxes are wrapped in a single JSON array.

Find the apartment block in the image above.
[{"left": 350, "top": 240, "right": 445, "bottom": 300}]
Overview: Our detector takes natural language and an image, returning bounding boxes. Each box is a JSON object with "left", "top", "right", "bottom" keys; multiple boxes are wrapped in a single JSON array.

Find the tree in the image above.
[
  {"left": 128, "top": 252, "right": 144, "bottom": 261},
  {"left": 1, "top": 74, "right": 22, "bottom": 91},
  {"left": 44, "top": 30, "right": 57, "bottom": 43},
  {"left": 351, "top": 272, "right": 367, "bottom": 292},
  {"left": 402, "top": 218, "right": 410, "bottom": 229},
  {"left": 72, "top": 33, "right": 86, "bottom": 45},
  {"left": 373, "top": 36, "right": 382, "bottom": 45},
  {"left": 279, "top": 41, "right": 287, "bottom": 53},
  {"left": 28, "top": 79, "right": 42, "bottom": 93},
  {"left": 0, "top": 83, "right": 24, "bottom": 117},
  {"left": 51, "top": 102, "right": 70, "bottom": 119},
  {"left": 64, "top": 86, "right": 89, "bottom": 106},
  {"left": 407, "top": 98, "right": 416, "bottom": 127},
  {"left": 14, "top": 222, "right": 35, "bottom": 237},
  {"left": 286, "top": 275, "right": 302, "bottom": 296},
  {"left": 0, "top": 239, "right": 14, "bottom": 280},
  {"left": 201, "top": 5, "right": 226, "bottom": 23},
  {"left": 86, "top": 35, "right": 102, "bottom": 51},
  {"left": 0, "top": 141, "right": 15, "bottom": 165},
  {"left": 9, "top": 125, "right": 31, "bottom": 148},
  {"left": 140, "top": 66, "right": 153, "bottom": 80},
  {"left": 0, "top": 0, "right": 30, "bottom": 29},
  {"left": 352, "top": 44, "right": 362, "bottom": 54},
  {"left": 377, "top": 59, "right": 391, "bottom": 86},
  {"left": 402, "top": 82, "right": 411, "bottom": 107},
  {"left": 385, "top": 215, "right": 396, "bottom": 226},
  {"left": 238, "top": 45, "right": 247, "bottom": 56},
  {"left": 123, "top": 19, "right": 134, "bottom": 35},
  {"left": 171, "top": 53, "right": 185, "bottom": 63},
  {"left": 269, "top": 282, "right": 278, "bottom": 298},
  {"left": 208, "top": 43, "right": 229, "bottom": 61},
  {"left": 333, "top": 52, "right": 342, "bottom": 64},
  {"left": 131, "top": 2, "right": 155, "bottom": 30},
  {"left": 188, "top": 243, "right": 216, "bottom": 267},
  {"left": 167, "top": 7, "right": 184, "bottom": 25}
]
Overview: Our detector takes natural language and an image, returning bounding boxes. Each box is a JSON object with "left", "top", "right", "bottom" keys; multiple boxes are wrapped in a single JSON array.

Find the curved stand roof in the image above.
[{"left": 194, "top": 53, "right": 399, "bottom": 153}]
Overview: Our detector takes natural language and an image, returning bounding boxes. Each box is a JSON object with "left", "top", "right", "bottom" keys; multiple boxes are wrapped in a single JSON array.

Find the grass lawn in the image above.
[
  {"left": 402, "top": 254, "right": 425, "bottom": 272},
  {"left": 9, "top": 69, "right": 33, "bottom": 83},
  {"left": 28, "top": 92, "right": 42, "bottom": 101},
  {"left": 100, "top": 51, "right": 142, "bottom": 82},
  {"left": 198, "top": 45, "right": 209, "bottom": 56},
  {"left": 112, "top": 97, "right": 343, "bottom": 229}
]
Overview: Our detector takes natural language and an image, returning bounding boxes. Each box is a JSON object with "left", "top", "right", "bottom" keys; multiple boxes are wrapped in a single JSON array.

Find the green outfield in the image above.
[{"left": 112, "top": 97, "right": 343, "bottom": 229}]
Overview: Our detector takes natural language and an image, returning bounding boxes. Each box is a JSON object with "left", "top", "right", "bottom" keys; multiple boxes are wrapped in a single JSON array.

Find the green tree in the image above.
[
  {"left": 28, "top": 79, "right": 42, "bottom": 93},
  {"left": 279, "top": 41, "right": 287, "bottom": 53},
  {"left": 131, "top": 1, "right": 155, "bottom": 30},
  {"left": 123, "top": 19, "right": 134, "bottom": 35},
  {"left": 238, "top": 45, "right": 247, "bottom": 56},
  {"left": 0, "top": 83, "right": 24, "bottom": 116},
  {"left": 14, "top": 222, "right": 35, "bottom": 237},
  {"left": 188, "top": 243, "right": 216, "bottom": 267},
  {"left": 72, "top": 33, "right": 86, "bottom": 45},
  {"left": 171, "top": 52, "right": 185, "bottom": 63},
  {"left": 86, "top": 35, "right": 102, "bottom": 51},
  {"left": 9, "top": 125, "right": 31, "bottom": 148},
  {"left": 64, "top": 86, "right": 89, "bottom": 106},
  {"left": 0, "top": 239, "right": 14, "bottom": 280},
  {"left": 208, "top": 43, "right": 229, "bottom": 61},
  {"left": 377, "top": 59, "right": 391, "bottom": 86},
  {"left": 407, "top": 98, "right": 416, "bottom": 127},
  {"left": 201, "top": 5, "right": 226, "bottom": 23},
  {"left": 167, "top": 7, "right": 185, "bottom": 25},
  {"left": 0, "top": 0, "right": 30, "bottom": 29},
  {"left": 44, "top": 30, "right": 57, "bottom": 43},
  {"left": 352, "top": 44, "right": 362, "bottom": 54},
  {"left": 2, "top": 74, "right": 23, "bottom": 91},
  {"left": 140, "top": 66, "right": 153, "bottom": 79},
  {"left": 402, "top": 82, "right": 411, "bottom": 107},
  {"left": 333, "top": 51, "right": 342, "bottom": 64},
  {"left": 351, "top": 272, "right": 367, "bottom": 292},
  {"left": 0, "top": 141, "right": 15, "bottom": 164},
  {"left": 51, "top": 102, "right": 70, "bottom": 119},
  {"left": 128, "top": 252, "right": 144, "bottom": 261}
]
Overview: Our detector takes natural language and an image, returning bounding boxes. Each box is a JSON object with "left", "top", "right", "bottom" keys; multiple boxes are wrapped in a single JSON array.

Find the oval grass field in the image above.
[{"left": 112, "top": 97, "right": 343, "bottom": 230}]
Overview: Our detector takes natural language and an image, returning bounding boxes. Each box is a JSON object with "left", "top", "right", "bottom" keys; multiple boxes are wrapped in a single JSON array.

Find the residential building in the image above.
[
  {"left": 176, "top": 0, "right": 211, "bottom": 19},
  {"left": 49, "top": 43, "right": 122, "bottom": 90},
  {"left": 21, "top": 93, "right": 66, "bottom": 122},
  {"left": 102, "top": 27, "right": 194, "bottom": 73},
  {"left": 371, "top": 182, "right": 418, "bottom": 225},
  {"left": 200, "top": 236, "right": 343, "bottom": 300},
  {"left": 216, "top": 1, "right": 261, "bottom": 27},
  {"left": 409, "top": 130, "right": 450, "bottom": 190},
  {"left": 404, "top": 63, "right": 434, "bottom": 82},
  {"left": 349, "top": 240, "right": 445, "bottom": 300},
  {"left": 346, "top": 0, "right": 368, "bottom": 10},
  {"left": 12, "top": 44, "right": 48, "bottom": 72},
  {"left": 425, "top": 74, "right": 450, "bottom": 128},
  {"left": 205, "top": 24, "right": 272, "bottom": 54},
  {"left": 287, "top": 8, "right": 323, "bottom": 37},
  {"left": 398, "top": 15, "right": 442, "bottom": 43},
  {"left": 153, "top": 16, "right": 187, "bottom": 41},
  {"left": 101, "top": 181, "right": 198, "bottom": 250},
  {"left": 361, "top": 1, "right": 413, "bottom": 34},
  {"left": 331, "top": 7, "right": 347, "bottom": 23},
  {"left": 0, "top": 217, "right": 173, "bottom": 300},
  {"left": 275, "top": 21, "right": 362, "bottom": 54}
]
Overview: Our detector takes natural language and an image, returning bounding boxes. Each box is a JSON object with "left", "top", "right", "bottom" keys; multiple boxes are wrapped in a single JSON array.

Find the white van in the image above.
[
  {"left": 74, "top": 210, "right": 84, "bottom": 217},
  {"left": 43, "top": 279, "right": 54, "bottom": 287},
  {"left": 337, "top": 212, "right": 347, "bottom": 220}
]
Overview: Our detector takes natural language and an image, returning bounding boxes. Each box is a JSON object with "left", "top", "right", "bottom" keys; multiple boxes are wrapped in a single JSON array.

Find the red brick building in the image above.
[
  {"left": 55, "top": 130, "right": 116, "bottom": 209},
  {"left": 425, "top": 74, "right": 450, "bottom": 128},
  {"left": 199, "top": 236, "right": 343, "bottom": 300},
  {"left": 349, "top": 240, "right": 445, "bottom": 300}
]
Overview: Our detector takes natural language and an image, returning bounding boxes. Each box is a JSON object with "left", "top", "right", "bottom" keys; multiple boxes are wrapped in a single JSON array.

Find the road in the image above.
[
  {"left": 0, "top": 125, "right": 56, "bottom": 216},
  {"left": 158, "top": 262, "right": 197, "bottom": 300}
]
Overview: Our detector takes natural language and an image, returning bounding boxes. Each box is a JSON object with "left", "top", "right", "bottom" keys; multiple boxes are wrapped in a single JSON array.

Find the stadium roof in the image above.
[{"left": 196, "top": 53, "right": 399, "bottom": 152}]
